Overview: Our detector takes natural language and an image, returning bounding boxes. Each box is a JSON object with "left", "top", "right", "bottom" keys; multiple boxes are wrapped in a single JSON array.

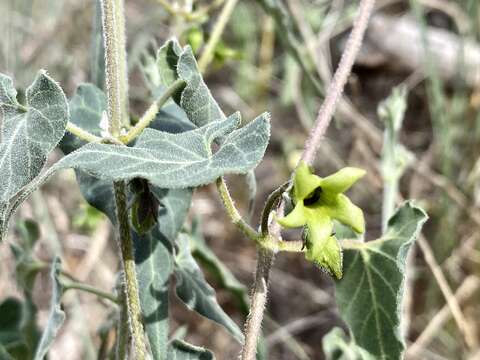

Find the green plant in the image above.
[{"left": 0, "top": 0, "right": 428, "bottom": 359}]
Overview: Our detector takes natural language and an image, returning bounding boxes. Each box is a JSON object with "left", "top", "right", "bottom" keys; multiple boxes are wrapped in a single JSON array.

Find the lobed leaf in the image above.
[
  {"left": 143, "top": 39, "right": 226, "bottom": 127},
  {"left": 334, "top": 202, "right": 427, "bottom": 359},
  {"left": 0, "top": 71, "right": 68, "bottom": 241},
  {"left": 176, "top": 47, "right": 226, "bottom": 127},
  {"left": 54, "top": 112, "right": 270, "bottom": 189},
  {"left": 0, "top": 71, "right": 68, "bottom": 202},
  {"left": 34, "top": 257, "right": 65, "bottom": 360}
]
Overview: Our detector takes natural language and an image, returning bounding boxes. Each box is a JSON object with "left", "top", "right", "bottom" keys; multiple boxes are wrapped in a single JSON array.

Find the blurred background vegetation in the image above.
[{"left": 1, "top": 0, "right": 480, "bottom": 359}]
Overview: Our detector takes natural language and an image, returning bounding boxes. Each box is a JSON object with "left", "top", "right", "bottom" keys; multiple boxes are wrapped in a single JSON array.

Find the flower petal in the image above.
[
  {"left": 277, "top": 203, "right": 307, "bottom": 228},
  {"left": 319, "top": 167, "right": 366, "bottom": 194},
  {"left": 305, "top": 213, "right": 333, "bottom": 245},
  {"left": 293, "top": 162, "right": 322, "bottom": 201},
  {"left": 324, "top": 194, "right": 365, "bottom": 234},
  {"left": 304, "top": 215, "right": 343, "bottom": 279},
  {"left": 305, "top": 236, "right": 342, "bottom": 279}
]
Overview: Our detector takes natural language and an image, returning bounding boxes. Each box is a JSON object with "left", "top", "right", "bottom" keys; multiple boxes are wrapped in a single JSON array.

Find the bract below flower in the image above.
[{"left": 278, "top": 162, "right": 366, "bottom": 279}]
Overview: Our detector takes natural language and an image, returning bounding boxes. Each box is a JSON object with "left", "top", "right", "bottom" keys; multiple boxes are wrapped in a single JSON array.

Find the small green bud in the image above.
[{"left": 129, "top": 179, "right": 159, "bottom": 235}]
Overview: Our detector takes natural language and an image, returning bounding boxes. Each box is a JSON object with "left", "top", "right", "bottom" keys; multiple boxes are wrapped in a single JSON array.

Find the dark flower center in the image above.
[{"left": 303, "top": 187, "right": 322, "bottom": 206}]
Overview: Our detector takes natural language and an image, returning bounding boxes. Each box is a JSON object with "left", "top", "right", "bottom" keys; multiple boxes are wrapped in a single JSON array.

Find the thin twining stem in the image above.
[
  {"left": 63, "top": 279, "right": 119, "bottom": 304},
  {"left": 215, "top": 178, "right": 261, "bottom": 242},
  {"left": 66, "top": 122, "right": 103, "bottom": 143},
  {"left": 241, "top": 1, "right": 376, "bottom": 359},
  {"left": 300, "top": 0, "right": 376, "bottom": 166},
  {"left": 120, "top": 78, "right": 185, "bottom": 144}
]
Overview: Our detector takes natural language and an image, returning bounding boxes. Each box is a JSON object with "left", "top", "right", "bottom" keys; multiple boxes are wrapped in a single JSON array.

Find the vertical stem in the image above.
[
  {"left": 114, "top": 182, "right": 146, "bottom": 359},
  {"left": 100, "top": 0, "right": 125, "bottom": 136},
  {"left": 241, "top": 248, "right": 274, "bottom": 360},
  {"left": 101, "top": 0, "right": 145, "bottom": 357},
  {"left": 116, "top": 289, "right": 129, "bottom": 360},
  {"left": 300, "top": 0, "right": 376, "bottom": 166}
]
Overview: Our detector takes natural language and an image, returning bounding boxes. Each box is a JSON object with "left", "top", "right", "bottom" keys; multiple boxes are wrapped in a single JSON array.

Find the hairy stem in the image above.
[
  {"left": 197, "top": 0, "right": 238, "bottom": 72},
  {"left": 116, "top": 289, "right": 129, "bottom": 360},
  {"left": 300, "top": 0, "right": 376, "bottom": 165},
  {"left": 63, "top": 279, "right": 119, "bottom": 304},
  {"left": 101, "top": 0, "right": 145, "bottom": 355},
  {"left": 66, "top": 122, "right": 103, "bottom": 143},
  {"left": 120, "top": 78, "right": 186, "bottom": 144},
  {"left": 101, "top": 0, "right": 127, "bottom": 136},
  {"left": 216, "top": 178, "right": 261, "bottom": 241},
  {"left": 241, "top": 248, "right": 274, "bottom": 360},
  {"left": 114, "top": 182, "right": 146, "bottom": 359}
]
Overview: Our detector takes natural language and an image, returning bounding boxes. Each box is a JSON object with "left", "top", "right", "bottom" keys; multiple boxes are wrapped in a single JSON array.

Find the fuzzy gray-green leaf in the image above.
[
  {"left": 34, "top": 257, "right": 65, "bottom": 360},
  {"left": 0, "top": 71, "right": 68, "bottom": 241},
  {"left": 143, "top": 39, "right": 225, "bottom": 127},
  {"left": 0, "top": 71, "right": 68, "bottom": 202},
  {"left": 135, "top": 188, "right": 192, "bottom": 360},
  {"left": 174, "top": 234, "right": 244, "bottom": 343},
  {"left": 55, "top": 112, "right": 270, "bottom": 189},
  {"left": 167, "top": 339, "right": 215, "bottom": 360},
  {"left": 177, "top": 47, "right": 225, "bottom": 126},
  {"left": 335, "top": 202, "right": 427, "bottom": 359}
]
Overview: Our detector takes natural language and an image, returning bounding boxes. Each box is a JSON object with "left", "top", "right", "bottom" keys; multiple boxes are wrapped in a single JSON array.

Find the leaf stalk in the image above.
[
  {"left": 62, "top": 279, "right": 119, "bottom": 304},
  {"left": 66, "top": 122, "right": 103, "bottom": 143},
  {"left": 120, "top": 78, "right": 186, "bottom": 144},
  {"left": 216, "top": 178, "right": 261, "bottom": 242}
]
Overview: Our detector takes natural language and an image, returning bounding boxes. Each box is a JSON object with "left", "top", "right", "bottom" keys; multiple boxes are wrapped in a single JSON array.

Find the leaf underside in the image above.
[{"left": 135, "top": 188, "right": 192, "bottom": 360}]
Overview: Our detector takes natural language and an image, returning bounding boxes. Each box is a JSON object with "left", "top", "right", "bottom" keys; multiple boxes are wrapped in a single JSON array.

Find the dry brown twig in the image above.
[
  {"left": 406, "top": 276, "right": 480, "bottom": 358},
  {"left": 416, "top": 235, "right": 477, "bottom": 350}
]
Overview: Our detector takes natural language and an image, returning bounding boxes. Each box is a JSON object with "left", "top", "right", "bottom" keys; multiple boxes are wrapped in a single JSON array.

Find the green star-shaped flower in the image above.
[{"left": 277, "top": 162, "right": 366, "bottom": 279}]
